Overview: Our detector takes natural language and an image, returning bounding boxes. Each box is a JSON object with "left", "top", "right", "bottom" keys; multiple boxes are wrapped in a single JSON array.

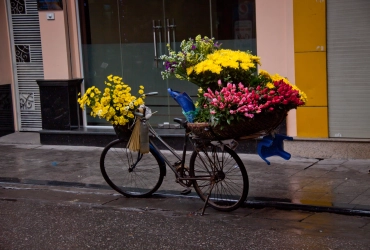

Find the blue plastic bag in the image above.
[
  {"left": 168, "top": 88, "right": 196, "bottom": 122},
  {"left": 168, "top": 88, "right": 195, "bottom": 112}
]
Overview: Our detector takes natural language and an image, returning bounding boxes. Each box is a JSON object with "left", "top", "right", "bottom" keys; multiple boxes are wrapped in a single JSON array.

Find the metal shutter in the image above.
[
  {"left": 7, "top": 0, "right": 43, "bottom": 131},
  {"left": 327, "top": 0, "right": 370, "bottom": 138}
]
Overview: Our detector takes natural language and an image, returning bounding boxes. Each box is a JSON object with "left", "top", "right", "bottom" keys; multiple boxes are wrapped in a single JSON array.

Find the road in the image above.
[{"left": 1, "top": 183, "right": 370, "bottom": 249}]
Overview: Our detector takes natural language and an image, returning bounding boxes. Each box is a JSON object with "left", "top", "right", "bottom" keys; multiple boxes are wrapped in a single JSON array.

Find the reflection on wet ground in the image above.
[{"left": 0, "top": 144, "right": 369, "bottom": 213}]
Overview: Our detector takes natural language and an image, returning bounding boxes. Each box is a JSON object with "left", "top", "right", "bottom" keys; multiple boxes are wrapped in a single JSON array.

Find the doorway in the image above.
[{"left": 78, "top": 0, "right": 256, "bottom": 126}]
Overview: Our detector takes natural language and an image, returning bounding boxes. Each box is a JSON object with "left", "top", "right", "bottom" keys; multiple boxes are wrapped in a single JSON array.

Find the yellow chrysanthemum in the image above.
[
  {"left": 259, "top": 69, "right": 271, "bottom": 78},
  {"left": 137, "top": 98, "right": 144, "bottom": 105},
  {"left": 270, "top": 73, "right": 292, "bottom": 85},
  {"left": 299, "top": 91, "right": 308, "bottom": 103},
  {"left": 77, "top": 75, "right": 146, "bottom": 125},
  {"left": 193, "top": 49, "right": 259, "bottom": 75},
  {"left": 186, "top": 66, "right": 194, "bottom": 75},
  {"left": 266, "top": 83, "right": 275, "bottom": 89}
]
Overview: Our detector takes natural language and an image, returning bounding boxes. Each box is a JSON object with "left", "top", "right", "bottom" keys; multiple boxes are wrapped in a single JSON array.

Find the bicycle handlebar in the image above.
[
  {"left": 133, "top": 92, "right": 158, "bottom": 119},
  {"left": 144, "top": 92, "right": 158, "bottom": 96}
]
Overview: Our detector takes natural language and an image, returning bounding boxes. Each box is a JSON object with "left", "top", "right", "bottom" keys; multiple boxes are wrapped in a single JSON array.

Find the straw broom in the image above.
[
  {"left": 127, "top": 107, "right": 149, "bottom": 153},
  {"left": 127, "top": 120, "right": 141, "bottom": 152}
]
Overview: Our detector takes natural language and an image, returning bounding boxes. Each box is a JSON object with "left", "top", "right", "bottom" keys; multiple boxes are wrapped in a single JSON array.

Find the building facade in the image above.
[{"left": 1, "top": 0, "right": 369, "bottom": 156}]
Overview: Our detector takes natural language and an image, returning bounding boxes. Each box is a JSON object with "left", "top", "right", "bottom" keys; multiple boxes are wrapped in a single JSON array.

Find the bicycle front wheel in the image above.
[
  {"left": 190, "top": 144, "right": 249, "bottom": 211},
  {"left": 100, "top": 139, "right": 164, "bottom": 198}
]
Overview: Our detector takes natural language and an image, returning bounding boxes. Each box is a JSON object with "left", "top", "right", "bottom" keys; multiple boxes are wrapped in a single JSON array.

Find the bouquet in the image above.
[
  {"left": 77, "top": 75, "right": 145, "bottom": 126},
  {"left": 160, "top": 35, "right": 307, "bottom": 137},
  {"left": 160, "top": 35, "right": 221, "bottom": 86},
  {"left": 200, "top": 72, "right": 307, "bottom": 128}
]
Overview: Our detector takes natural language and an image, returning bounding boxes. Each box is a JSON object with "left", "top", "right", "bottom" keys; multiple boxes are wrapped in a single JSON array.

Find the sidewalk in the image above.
[{"left": 1, "top": 132, "right": 369, "bottom": 215}]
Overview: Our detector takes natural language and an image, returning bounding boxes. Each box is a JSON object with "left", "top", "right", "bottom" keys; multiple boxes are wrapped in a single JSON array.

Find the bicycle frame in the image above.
[
  {"left": 134, "top": 116, "right": 212, "bottom": 187},
  {"left": 132, "top": 96, "right": 225, "bottom": 187},
  {"left": 148, "top": 124, "right": 195, "bottom": 181}
]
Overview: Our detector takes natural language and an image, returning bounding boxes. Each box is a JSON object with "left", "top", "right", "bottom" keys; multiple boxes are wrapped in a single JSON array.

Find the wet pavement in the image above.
[
  {"left": 0, "top": 132, "right": 370, "bottom": 216},
  {"left": 1, "top": 185, "right": 370, "bottom": 249}
]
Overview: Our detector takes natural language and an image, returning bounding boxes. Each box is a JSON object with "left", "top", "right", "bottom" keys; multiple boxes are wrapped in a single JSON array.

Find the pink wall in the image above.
[
  {"left": 255, "top": 0, "right": 297, "bottom": 136},
  {"left": 0, "top": 1, "right": 13, "bottom": 85},
  {"left": 38, "top": 0, "right": 82, "bottom": 79},
  {"left": 0, "top": 1, "right": 18, "bottom": 130},
  {"left": 39, "top": 11, "right": 71, "bottom": 79}
]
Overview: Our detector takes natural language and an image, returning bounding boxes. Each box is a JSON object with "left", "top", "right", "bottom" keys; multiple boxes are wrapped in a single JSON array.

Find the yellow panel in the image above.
[
  {"left": 297, "top": 107, "right": 328, "bottom": 138},
  {"left": 294, "top": 0, "right": 326, "bottom": 52},
  {"left": 295, "top": 52, "right": 327, "bottom": 107}
]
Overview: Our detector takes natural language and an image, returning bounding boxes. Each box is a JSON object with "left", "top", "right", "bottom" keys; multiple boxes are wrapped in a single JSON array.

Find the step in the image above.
[{"left": 39, "top": 128, "right": 260, "bottom": 154}]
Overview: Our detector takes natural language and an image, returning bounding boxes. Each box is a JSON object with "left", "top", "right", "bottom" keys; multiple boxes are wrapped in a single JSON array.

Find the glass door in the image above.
[
  {"left": 118, "top": 0, "right": 213, "bottom": 125},
  {"left": 78, "top": 0, "right": 256, "bottom": 126}
]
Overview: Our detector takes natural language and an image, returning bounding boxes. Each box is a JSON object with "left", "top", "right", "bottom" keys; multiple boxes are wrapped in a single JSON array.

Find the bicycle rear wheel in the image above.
[
  {"left": 190, "top": 144, "right": 249, "bottom": 211},
  {"left": 100, "top": 139, "right": 164, "bottom": 197}
]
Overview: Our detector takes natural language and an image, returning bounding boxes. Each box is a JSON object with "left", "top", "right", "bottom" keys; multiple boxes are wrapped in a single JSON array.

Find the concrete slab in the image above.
[{"left": 0, "top": 132, "right": 40, "bottom": 145}]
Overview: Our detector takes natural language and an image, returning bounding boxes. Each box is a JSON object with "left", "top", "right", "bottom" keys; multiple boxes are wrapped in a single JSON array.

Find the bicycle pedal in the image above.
[{"left": 180, "top": 188, "right": 191, "bottom": 195}]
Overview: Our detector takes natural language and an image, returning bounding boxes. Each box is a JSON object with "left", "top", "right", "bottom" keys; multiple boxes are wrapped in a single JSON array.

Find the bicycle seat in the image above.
[{"left": 173, "top": 118, "right": 188, "bottom": 128}]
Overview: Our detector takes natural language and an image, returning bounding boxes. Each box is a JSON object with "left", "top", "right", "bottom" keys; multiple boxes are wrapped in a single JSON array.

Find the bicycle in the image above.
[{"left": 100, "top": 92, "right": 249, "bottom": 214}]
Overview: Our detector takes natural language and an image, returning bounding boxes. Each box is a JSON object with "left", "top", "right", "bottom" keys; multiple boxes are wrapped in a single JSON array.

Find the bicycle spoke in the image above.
[
  {"left": 100, "top": 139, "right": 163, "bottom": 197},
  {"left": 190, "top": 144, "right": 249, "bottom": 211}
]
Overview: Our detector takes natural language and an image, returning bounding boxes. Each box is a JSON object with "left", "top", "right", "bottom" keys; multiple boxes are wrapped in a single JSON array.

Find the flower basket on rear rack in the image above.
[
  {"left": 160, "top": 35, "right": 307, "bottom": 141},
  {"left": 187, "top": 109, "right": 287, "bottom": 140}
]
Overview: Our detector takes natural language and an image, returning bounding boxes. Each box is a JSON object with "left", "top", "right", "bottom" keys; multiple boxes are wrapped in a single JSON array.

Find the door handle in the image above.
[
  {"left": 166, "top": 19, "right": 176, "bottom": 51},
  {"left": 152, "top": 20, "right": 162, "bottom": 68}
]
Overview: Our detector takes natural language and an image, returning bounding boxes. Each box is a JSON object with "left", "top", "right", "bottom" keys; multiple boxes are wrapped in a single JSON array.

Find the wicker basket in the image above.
[
  {"left": 188, "top": 109, "right": 287, "bottom": 140},
  {"left": 113, "top": 124, "right": 133, "bottom": 140},
  {"left": 187, "top": 122, "right": 216, "bottom": 139}
]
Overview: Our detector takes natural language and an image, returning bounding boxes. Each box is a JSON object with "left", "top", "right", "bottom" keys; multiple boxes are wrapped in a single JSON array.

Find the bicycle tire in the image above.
[
  {"left": 100, "top": 139, "right": 164, "bottom": 198},
  {"left": 189, "top": 144, "right": 249, "bottom": 211}
]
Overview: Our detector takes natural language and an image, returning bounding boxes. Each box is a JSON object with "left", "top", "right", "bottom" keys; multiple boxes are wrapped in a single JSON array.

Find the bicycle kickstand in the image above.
[{"left": 201, "top": 182, "right": 215, "bottom": 216}]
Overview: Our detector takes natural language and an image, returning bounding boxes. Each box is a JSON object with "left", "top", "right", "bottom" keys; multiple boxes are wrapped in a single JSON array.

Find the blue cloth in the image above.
[
  {"left": 168, "top": 88, "right": 196, "bottom": 122},
  {"left": 257, "top": 134, "right": 293, "bottom": 165},
  {"left": 182, "top": 109, "right": 199, "bottom": 123},
  {"left": 168, "top": 88, "right": 195, "bottom": 112}
]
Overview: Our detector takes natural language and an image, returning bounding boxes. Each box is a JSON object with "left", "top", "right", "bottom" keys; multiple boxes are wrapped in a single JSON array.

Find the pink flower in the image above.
[
  {"left": 238, "top": 82, "right": 245, "bottom": 90},
  {"left": 244, "top": 113, "right": 254, "bottom": 118}
]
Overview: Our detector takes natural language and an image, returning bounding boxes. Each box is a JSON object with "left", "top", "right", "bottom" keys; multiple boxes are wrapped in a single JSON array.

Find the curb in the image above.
[
  {"left": 1, "top": 177, "right": 369, "bottom": 217},
  {"left": 245, "top": 199, "right": 370, "bottom": 217}
]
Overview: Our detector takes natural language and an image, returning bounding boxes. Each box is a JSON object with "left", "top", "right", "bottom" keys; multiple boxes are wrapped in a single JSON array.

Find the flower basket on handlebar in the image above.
[
  {"left": 77, "top": 75, "right": 146, "bottom": 134},
  {"left": 113, "top": 124, "right": 133, "bottom": 141}
]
